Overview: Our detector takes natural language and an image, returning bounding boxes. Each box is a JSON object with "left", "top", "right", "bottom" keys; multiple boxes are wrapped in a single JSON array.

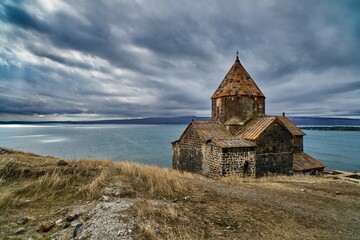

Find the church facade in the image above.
[{"left": 172, "top": 55, "right": 324, "bottom": 177}]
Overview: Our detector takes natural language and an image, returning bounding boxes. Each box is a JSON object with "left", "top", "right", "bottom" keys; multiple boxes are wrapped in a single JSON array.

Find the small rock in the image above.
[
  {"left": 39, "top": 221, "right": 55, "bottom": 232},
  {"left": 71, "top": 219, "right": 82, "bottom": 227},
  {"left": 15, "top": 227, "right": 26, "bottom": 234},
  {"left": 104, "top": 187, "right": 113, "bottom": 195},
  {"left": 72, "top": 223, "right": 83, "bottom": 239},
  {"left": 300, "top": 189, "right": 306, "bottom": 193},
  {"left": 28, "top": 237, "right": 34, "bottom": 240},
  {"left": 16, "top": 217, "right": 29, "bottom": 225},
  {"left": 57, "top": 160, "right": 68, "bottom": 166},
  {"left": 24, "top": 199, "right": 31, "bottom": 204},
  {"left": 59, "top": 208, "right": 69, "bottom": 216},
  {"left": 65, "top": 213, "right": 79, "bottom": 222},
  {"left": 335, "top": 191, "right": 340, "bottom": 195},
  {"left": 55, "top": 218, "right": 63, "bottom": 226},
  {"left": 61, "top": 222, "right": 71, "bottom": 229},
  {"left": 99, "top": 195, "right": 110, "bottom": 202}
]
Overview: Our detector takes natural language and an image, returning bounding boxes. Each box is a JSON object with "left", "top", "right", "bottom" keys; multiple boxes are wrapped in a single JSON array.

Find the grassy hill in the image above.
[{"left": 0, "top": 148, "right": 359, "bottom": 239}]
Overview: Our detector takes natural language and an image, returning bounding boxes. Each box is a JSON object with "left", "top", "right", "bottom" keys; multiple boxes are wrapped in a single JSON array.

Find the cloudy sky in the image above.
[{"left": 1, "top": 0, "right": 359, "bottom": 121}]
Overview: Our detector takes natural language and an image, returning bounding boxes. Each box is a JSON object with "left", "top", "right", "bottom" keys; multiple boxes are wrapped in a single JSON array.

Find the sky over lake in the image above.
[{"left": 1, "top": 0, "right": 360, "bottom": 121}]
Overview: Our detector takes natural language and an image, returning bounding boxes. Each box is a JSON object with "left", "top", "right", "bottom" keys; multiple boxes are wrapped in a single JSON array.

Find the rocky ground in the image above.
[{"left": 1, "top": 148, "right": 360, "bottom": 239}]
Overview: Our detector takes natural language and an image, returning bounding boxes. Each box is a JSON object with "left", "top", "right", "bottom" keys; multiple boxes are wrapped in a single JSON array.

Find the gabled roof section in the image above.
[
  {"left": 191, "top": 121, "right": 232, "bottom": 142},
  {"left": 236, "top": 116, "right": 305, "bottom": 140},
  {"left": 277, "top": 116, "right": 305, "bottom": 136},
  {"left": 236, "top": 116, "right": 276, "bottom": 140},
  {"left": 212, "top": 58, "right": 265, "bottom": 99},
  {"left": 293, "top": 152, "right": 325, "bottom": 171},
  {"left": 173, "top": 120, "right": 255, "bottom": 148}
]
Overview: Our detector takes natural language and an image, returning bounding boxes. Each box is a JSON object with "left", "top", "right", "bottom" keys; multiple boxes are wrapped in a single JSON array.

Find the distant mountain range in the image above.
[{"left": 1, "top": 116, "right": 360, "bottom": 126}]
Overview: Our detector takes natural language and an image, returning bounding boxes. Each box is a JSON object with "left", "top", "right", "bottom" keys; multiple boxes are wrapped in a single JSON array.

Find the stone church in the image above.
[{"left": 172, "top": 55, "right": 325, "bottom": 177}]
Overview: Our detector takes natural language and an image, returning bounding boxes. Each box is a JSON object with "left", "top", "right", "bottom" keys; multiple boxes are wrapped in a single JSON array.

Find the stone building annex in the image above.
[{"left": 172, "top": 54, "right": 325, "bottom": 177}]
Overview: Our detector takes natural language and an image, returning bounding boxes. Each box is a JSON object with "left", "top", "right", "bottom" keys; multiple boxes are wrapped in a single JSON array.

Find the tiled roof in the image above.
[
  {"left": 174, "top": 121, "right": 256, "bottom": 148},
  {"left": 212, "top": 59, "right": 265, "bottom": 99},
  {"left": 293, "top": 152, "right": 325, "bottom": 171},
  {"left": 236, "top": 116, "right": 305, "bottom": 140},
  {"left": 277, "top": 116, "right": 305, "bottom": 136},
  {"left": 236, "top": 117, "right": 276, "bottom": 140},
  {"left": 192, "top": 121, "right": 232, "bottom": 141},
  {"left": 212, "top": 138, "right": 256, "bottom": 148}
]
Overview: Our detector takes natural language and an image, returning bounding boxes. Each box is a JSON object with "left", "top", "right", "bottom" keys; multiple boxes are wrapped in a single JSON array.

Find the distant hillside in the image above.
[
  {"left": 0, "top": 116, "right": 210, "bottom": 125},
  {"left": 289, "top": 116, "right": 360, "bottom": 126},
  {"left": 1, "top": 116, "right": 360, "bottom": 126},
  {"left": 94, "top": 116, "right": 210, "bottom": 124}
]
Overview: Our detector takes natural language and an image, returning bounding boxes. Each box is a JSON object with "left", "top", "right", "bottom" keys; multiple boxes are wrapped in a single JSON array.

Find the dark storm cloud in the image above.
[
  {"left": 29, "top": 46, "right": 95, "bottom": 70},
  {"left": 2, "top": 4, "right": 49, "bottom": 32},
  {"left": 0, "top": 0, "right": 360, "bottom": 120}
]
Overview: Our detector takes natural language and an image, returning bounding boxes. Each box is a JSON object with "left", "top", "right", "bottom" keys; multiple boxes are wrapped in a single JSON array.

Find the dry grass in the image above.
[
  {"left": 131, "top": 199, "right": 193, "bottom": 240},
  {"left": 0, "top": 152, "right": 117, "bottom": 212},
  {"left": 116, "top": 162, "right": 198, "bottom": 199}
]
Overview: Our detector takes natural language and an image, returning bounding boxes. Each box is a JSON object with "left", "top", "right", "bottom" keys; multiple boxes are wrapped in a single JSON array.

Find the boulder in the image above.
[{"left": 39, "top": 221, "right": 55, "bottom": 232}]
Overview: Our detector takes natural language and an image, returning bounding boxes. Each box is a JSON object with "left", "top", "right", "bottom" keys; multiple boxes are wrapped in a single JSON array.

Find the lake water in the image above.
[{"left": 0, "top": 124, "right": 359, "bottom": 172}]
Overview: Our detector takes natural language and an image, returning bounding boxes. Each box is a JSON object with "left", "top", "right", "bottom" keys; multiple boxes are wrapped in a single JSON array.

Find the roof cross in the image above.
[{"left": 236, "top": 50, "right": 239, "bottom": 60}]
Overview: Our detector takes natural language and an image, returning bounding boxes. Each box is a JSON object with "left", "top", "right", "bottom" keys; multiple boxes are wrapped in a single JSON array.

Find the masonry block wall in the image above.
[
  {"left": 212, "top": 95, "right": 265, "bottom": 124},
  {"left": 221, "top": 147, "right": 256, "bottom": 177},
  {"left": 172, "top": 125, "right": 203, "bottom": 173},
  {"left": 202, "top": 142, "right": 223, "bottom": 178},
  {"left": 255, "top": 122, "right": 293, "bottom": 176}
]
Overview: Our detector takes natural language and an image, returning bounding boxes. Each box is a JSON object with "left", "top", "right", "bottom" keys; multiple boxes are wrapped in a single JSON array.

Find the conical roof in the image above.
[{"left": 212, "top": 58, "right": 265, "bottom": 99}]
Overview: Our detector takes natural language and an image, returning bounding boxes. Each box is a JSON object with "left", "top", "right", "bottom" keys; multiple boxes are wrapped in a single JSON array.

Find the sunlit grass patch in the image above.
[{"left": 116, "top": 162, "right": 197, "bottom": 199}]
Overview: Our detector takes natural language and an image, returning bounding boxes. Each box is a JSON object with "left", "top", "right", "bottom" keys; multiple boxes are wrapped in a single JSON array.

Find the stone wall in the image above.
[
  {"left": 221, "top": 147, "right": 256, "bottom": 177},
  {"left": 202, "top": 142, "right": 223, "bottom": 178},
  {"left": 172, "top": 124, "right": 203, "bottom": 173},
  {"left": 203, "top": 143, "right": 256, "bottom": 178},
  {"left": 211, "top": 95, "right": 265, "bottom": 124},
  {"left": 255, "top": 122, "right": 293, "bottom": 177}
]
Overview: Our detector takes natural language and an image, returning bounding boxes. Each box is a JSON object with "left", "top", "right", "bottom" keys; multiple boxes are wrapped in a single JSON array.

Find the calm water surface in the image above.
[{"left": 0, "top": 124, "right": 359, "bottom": 171}]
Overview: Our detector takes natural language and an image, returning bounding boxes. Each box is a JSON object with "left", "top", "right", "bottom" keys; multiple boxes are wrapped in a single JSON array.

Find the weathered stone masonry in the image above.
[
  {"left": 254, "top": 122, "right": 293, "bottom": 176},
  {"left": 221, "top": 147, "right": 256, "bottom": 177},
  {"left": 212, "top": 95, "right": 265, "bottom": 124},
  {"left": 172, "top": 125, "right": 203, "bottom": 174}
]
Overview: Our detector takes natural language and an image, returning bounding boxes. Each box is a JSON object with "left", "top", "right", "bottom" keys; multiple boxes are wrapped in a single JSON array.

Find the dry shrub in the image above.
[{"left": 116, "top": 162, "right": 195, "bottom": 199}]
